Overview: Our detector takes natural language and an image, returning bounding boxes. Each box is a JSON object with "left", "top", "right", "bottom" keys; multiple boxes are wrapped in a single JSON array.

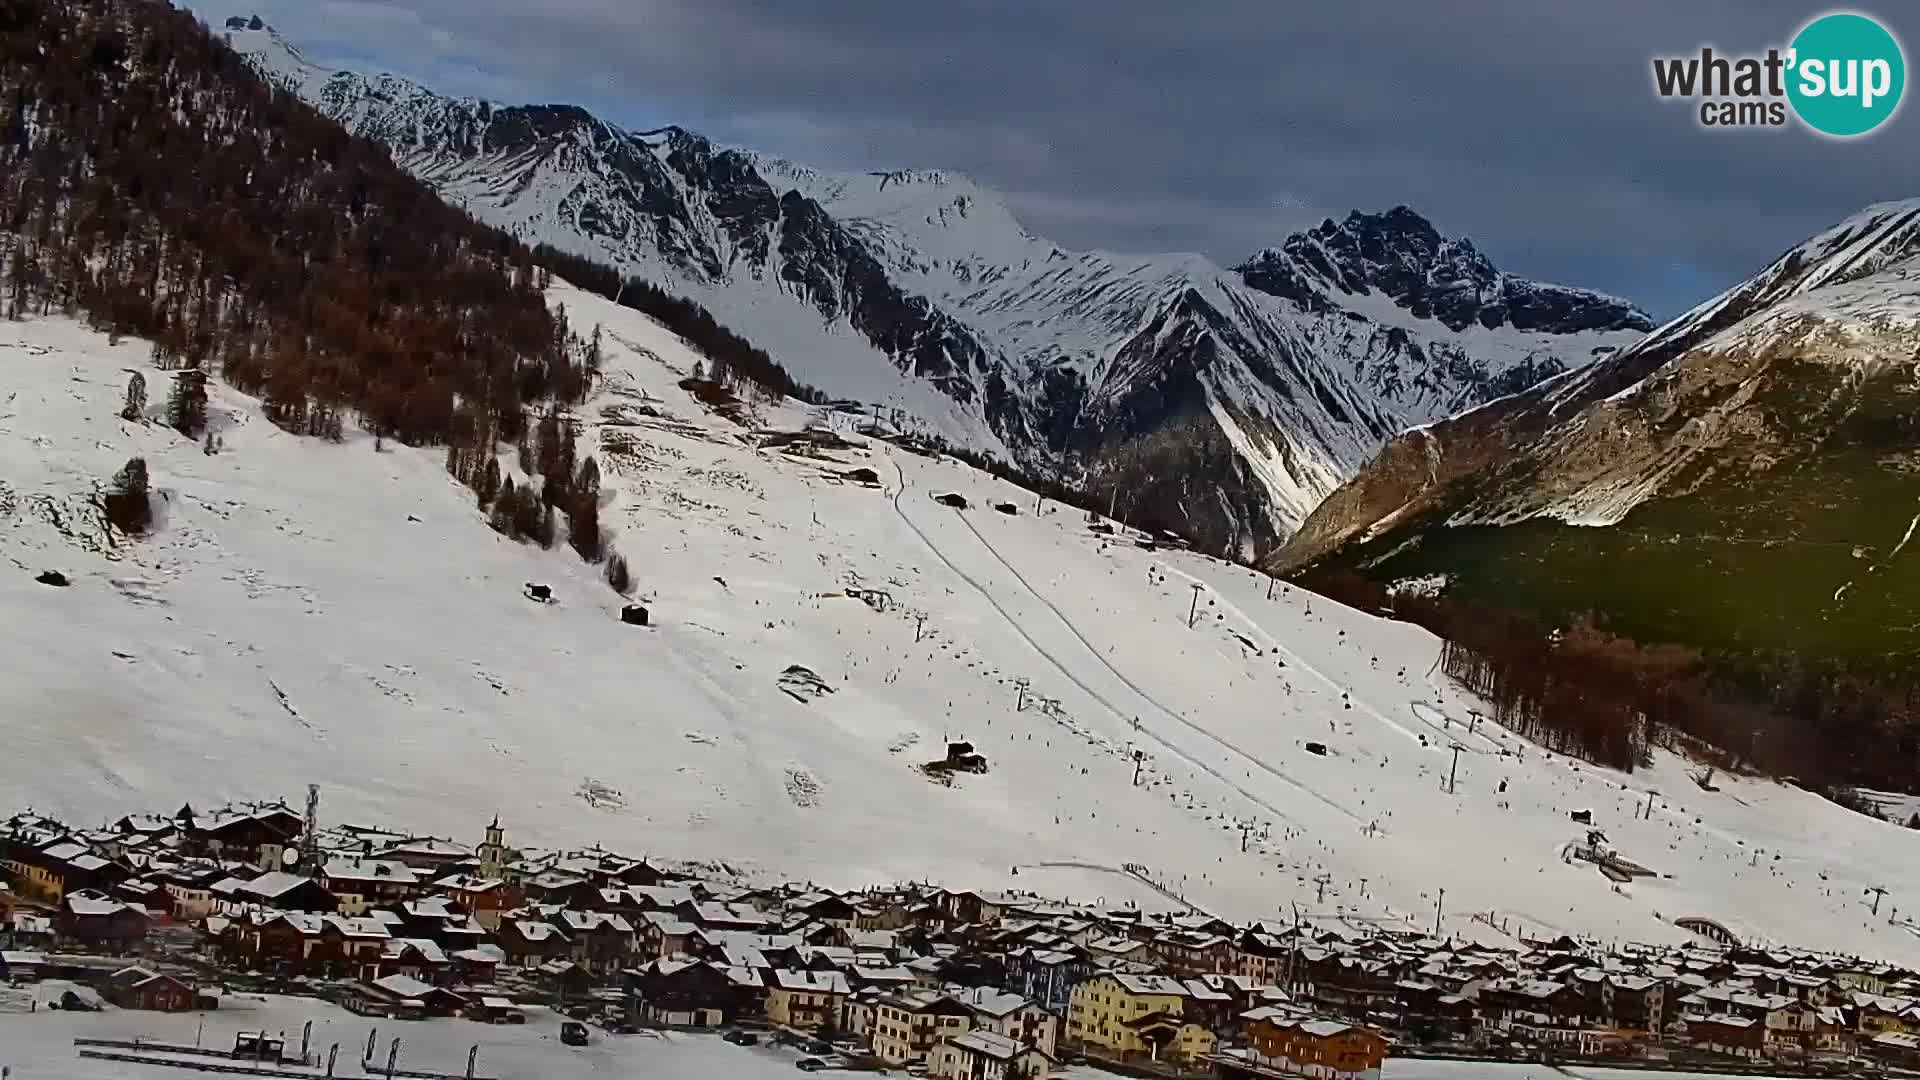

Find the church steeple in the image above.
[{"left": 478, "top": 815, "right": 506, "bottom": 878}]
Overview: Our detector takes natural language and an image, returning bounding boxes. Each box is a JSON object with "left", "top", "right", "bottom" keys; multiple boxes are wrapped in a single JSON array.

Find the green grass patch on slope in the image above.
[{"left": 1339, "top": 452, "right": 1920, "bottom": 671}]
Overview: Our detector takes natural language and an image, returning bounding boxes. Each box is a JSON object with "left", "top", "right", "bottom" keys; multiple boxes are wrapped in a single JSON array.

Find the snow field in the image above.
[{"left": 2, "top": 281, "right": 1919, "bottom": 965}]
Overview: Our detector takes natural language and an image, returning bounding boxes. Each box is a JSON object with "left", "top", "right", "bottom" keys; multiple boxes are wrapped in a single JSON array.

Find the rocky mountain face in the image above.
[
  {"left": 1239, "top": 207, "right": 1651, "bottom": 336},
  {"left": 1268, "top": 200, "right": 1920, "bottom": 666},
  {"left": 226, "top": 20, "right": 1649, "bottom": 558}
]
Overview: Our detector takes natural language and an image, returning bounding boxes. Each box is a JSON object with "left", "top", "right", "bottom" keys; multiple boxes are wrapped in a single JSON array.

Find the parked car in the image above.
[
  {"left": 724, "top": 1030, "right": 760, "bottom": 1046},
  {"left": 795, "top": 1057, "right": 835, "bottom": 1072},
  {"left": 560, "top": 1021, "right": 591, "bottom": 1047}
]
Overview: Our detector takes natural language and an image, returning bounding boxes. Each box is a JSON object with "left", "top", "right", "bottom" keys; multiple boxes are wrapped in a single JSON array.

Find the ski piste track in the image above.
[
  {"left": 1016, "top": 860, "right": 1218, "bottom": 917},
  {"left": 1156, "top": 561, "right": 1427, "bottom": 751},
  {"left": 887, "top": 456, "right": 1359, "bottom": 829}
]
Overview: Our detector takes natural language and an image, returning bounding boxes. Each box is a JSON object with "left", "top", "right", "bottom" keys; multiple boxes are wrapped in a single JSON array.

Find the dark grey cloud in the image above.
[{"left": 195, "top": 0, "right": 1920, "bottom": 316}]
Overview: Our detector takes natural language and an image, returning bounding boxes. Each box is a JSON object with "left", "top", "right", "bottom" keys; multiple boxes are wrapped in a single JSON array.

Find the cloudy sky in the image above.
[{"left": 194, "top": 1, "right": 1917, "bottom": 319}]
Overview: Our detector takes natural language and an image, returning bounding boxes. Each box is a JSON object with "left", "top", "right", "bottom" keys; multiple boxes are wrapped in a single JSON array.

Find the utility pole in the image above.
[
  {"left": 1014, "top": 678, "right": 1030, "bottom": 713},
  {"left": 1445, "top": 744, "right": 1463, "bottom": 795},
  {"left": 1435, "top": 888, "right": 1446, "bottom": 937},
  {"left": 1868, "top": 886, "right": 1889, "bottom": 917},
  {"left": 1643, "top": 790, "right": 1657, "bottom": 820},
  {"left": 1467, "top": 708, "right": 1482, "bottom": 736},
  {"left": 1241, "top": 821, "right": 1252, "bottom": 853},
  {"left": 1188, "top": 584, "right": 1205, "bottom": 629},
  {"left": 1132, "top": 749, "right": 1145, "bottom": 787},
  {"left": 1314, "top": 872, "right": 1332, "bottom": 904},
  {"left": 1284, "top": 902, "right": 1302, "bottom": 995},
  {"left": 1266, "top": 577, "right": 1276, "bottom": 601},
  {"left": 915, "top": 615, "right": 928, "bottom": 643}
]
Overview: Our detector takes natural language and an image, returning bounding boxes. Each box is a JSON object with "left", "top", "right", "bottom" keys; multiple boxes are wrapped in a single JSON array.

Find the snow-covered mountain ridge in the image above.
[
  {"left": 7, "top": 284, "right": 1920, "bottom": 963},
  {"left": 221, "top": 19, "right": 1650, "bottom": 559},
  {"left": 1267, "top": 198, "right": 1920, "bottom": 666}
]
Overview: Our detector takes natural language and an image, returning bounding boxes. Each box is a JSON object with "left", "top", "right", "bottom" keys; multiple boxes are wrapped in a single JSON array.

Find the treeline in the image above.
[
  {"left": 0, "top": 0, "right": 641, "bottom": 577},
  {"left": 0, "top": 0, "right": 579, "bottom": 446},
  {"left": 1304, "top": 570, "right": 1920, "bottom": 794},
  {"left": 528, "top": 244, "right": 827, "bottom": 407},
  {"left": 2, "top": 0, "right": 1208, "bottom": 588},
  {"left": 525, "top": 245, "right": 1226, "bottom": 551}
]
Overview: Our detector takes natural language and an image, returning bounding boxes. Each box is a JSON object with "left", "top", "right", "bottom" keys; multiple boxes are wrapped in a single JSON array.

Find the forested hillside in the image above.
[{"left": 0, "top": 0, "right": 571, "bottom": 454}]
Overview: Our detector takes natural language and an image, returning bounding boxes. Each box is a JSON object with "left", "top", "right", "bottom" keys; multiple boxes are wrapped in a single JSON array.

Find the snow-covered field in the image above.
[
  {"left": 5, "top": 282, "right": 1920, "bottom": 963},
  {"left": 0, "top": 992, "right": 1786, "bottom": 1080}
]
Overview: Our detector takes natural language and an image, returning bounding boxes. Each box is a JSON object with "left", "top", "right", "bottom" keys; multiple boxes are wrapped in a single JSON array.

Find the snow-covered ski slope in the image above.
[{"left": 4, "top": 282, "right": 1919, "bottom": 964}]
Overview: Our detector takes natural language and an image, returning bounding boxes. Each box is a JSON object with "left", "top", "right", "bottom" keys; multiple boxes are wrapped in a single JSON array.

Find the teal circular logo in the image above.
[{"left": 1787, "top": 12, "right": 1905, "bottom": 137}]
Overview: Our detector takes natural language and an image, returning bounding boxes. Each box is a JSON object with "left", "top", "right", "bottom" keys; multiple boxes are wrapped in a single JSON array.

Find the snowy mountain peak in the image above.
[
  {"left": 1239, "top": 206, "right": 1654, "bottom": 337},
  {"left": 230, "top": 27, "right": 1650, "bottom": 557},
  {"left": 1272, "top": 195, "right": 1920, "bottom": 655}
]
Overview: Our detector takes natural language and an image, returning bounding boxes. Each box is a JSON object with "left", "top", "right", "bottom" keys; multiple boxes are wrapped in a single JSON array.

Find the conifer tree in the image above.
[
  {"left": 166, "top": 367, "right": 207, "bottom": 437},
  {"left": 103, "top": 455, "right": 152, "bottom": 534},
  {"left": 490, "top": 477, "right": 518, "bottom": 535},
  {"left": 479, "top": 457, "right": 501, "bottom": 508},
  {"left": 605, "top": 551, "right": 631, "bottom": 595},
  {"left": 120, "top": 371, "right": 146, "bottom": 422}
]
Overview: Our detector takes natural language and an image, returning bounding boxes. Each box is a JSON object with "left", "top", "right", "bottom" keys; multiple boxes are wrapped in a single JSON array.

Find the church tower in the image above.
[{"left": 478, "top": 815, "right": 507, "bottom": 880}]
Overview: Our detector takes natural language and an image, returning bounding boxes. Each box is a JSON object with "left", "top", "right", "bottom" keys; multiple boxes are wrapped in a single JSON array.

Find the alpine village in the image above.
[{"left": 4, "top": 798, "right": 1919, "bottom": 1080}]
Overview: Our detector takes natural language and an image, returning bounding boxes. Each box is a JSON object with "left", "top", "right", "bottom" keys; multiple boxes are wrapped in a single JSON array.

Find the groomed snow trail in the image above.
[
  {"left": 1158, "top": 562, "right": 1424, "bottom": 749},
  {"left": 1017, "top": 860, "right": 1217, "bottom": 916},
  {"left": 941, "top": 496, "right": 1362, "bottom": 824},
  {"left": 885, "top": 457, "right": 1319, "bottom": 826}
]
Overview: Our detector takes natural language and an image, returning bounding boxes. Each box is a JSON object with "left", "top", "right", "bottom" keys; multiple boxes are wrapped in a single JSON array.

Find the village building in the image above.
[
  {"left": 343, "top": 973, "right": 468, "bottom": 1019},
  {"left": 189, "top": 806, "right": 304, "bottom": 868},
  {"left": 1235, "top": 1017, "right": 1389, "bottom": 1080},
  {"left": 376, "top": 838, "right": 473, "bottom": 872},
  {"left": 497, "top": 917, "right": 571, "bottom": 970},
  {"left": 627, "top": 957, "right": 765, "bottom": 1026},
  {"left": 321, "top": 859, "right": 423, "bottom": 913},
  {"left": 155, "top": 864, "right": 226, "bottom": 921},
  {"left": 0, "top": 949, "right": 48, "bottom": 981},
  {"left": 436, "top": 875, "right": 516, "bottom": 929},
  {"left": 873, "top": 989, "right": 977, "bottom": 1065},
  {"left": 1068, "top": 972, "right": 1216, "bottom": 1065},
  {"left": 58, "top": 891, "right": 151, "bottom": 951},
  {"left": 1679, "top": 1014, "right": 1765, "bottom": 1060},
  {"left": 766, "top": 969, "right": 851, "bottom": 1030},
  {"left": 102, "top": 966, "right": 197, "bottom": 1012},
  {"left": 1007, "top": 947, "right": 1091, "bottom": 1013},
  {"left": 211, "top": 871, "right": 339, "bottom": 915},
  {"left": 1, "top": 835, "right": 128, "bottom": 903},
  {"left": 928, "top": 1030, "right": 1055, "bottom": 1080},
  {"left": 952, "top": 985, "right": 1059, "bottom": 1058}
]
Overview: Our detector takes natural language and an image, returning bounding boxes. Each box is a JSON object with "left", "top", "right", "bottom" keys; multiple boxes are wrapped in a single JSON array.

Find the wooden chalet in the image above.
[
  {"left": 103, "top": 966, "right": 196, "bottom": 1012},
  {"left": 628, "top": 957, "right": 765, "bottom": 1026}
]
